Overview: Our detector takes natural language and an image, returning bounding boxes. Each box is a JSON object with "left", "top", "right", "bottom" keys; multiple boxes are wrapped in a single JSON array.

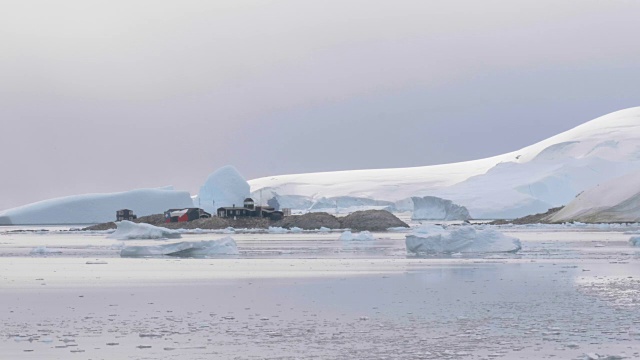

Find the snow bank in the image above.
[
  {"left": 107, "top": 221, "right": 182, "bottom": 240},
  {"left": 630, "top": 236, "right": 640, "bottom": 247},
  {"left": 197, "top": 166, "right": 250, "bottom": 213},
  {"left": 339, "top": 230, "right": 374, "bottom": 241},
  {"left": 405, "top": 225, "right": 521, "bottom": 254},
  {"left": 120, "top": 237, "right": 239, "bottom": 257},
  {"left": 30, "top": 246, "right": 62, "bottom": 255},
  {"left": 249, "top": 107, "right": 640, "bottom": 219},
  {"left": 411, "top": 196, "right": 471, "bottom": 220},
  {"left": 551, "top": 169, "right": 640, "bottom": 223},
  {"left": 0, "top": 187, "right": 193, "bottom": 225}
]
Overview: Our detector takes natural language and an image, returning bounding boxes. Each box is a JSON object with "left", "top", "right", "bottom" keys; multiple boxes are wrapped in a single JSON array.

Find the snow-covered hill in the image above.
[
  {"left": 0, "top": 188, "right": 193, "bottom": 225},
  {"left": 550, "top": 170, "right": 640, "bottom": 223},
  {"left": 249, "top": 107, "right": 640, "bottom": 218}
]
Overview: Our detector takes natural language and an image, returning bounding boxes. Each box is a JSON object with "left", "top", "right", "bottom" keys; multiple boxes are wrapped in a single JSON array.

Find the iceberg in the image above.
[
  {"left": 630, "top": 236, "right": 640, "bottom": 247},
  {"left": 411, "top": 196, "right": 471, "bottom": 220},
  {"left": 339, "top": 230, "right": 375, "bottom": 241},
  {"left": 197, "top": 165, "right": 250, "bottom": 213},
  {"left": 120, "top": 237, "right": 239, "bottom": 257},
  {"left": 0, "top": 187, "right": 193, "bottom": 225},
  {"left": 249, "top": 107, "right": 640, "bottom": 219},
  {"left": 107, "top": 221, "right": 182, "bottom": 240},
  {"left": 405, "top": 225, "right": 521, "bottom": 254}
]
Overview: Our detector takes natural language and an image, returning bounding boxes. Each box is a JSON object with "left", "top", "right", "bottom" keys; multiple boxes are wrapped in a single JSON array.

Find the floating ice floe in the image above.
[
  {"left": 339, "top": 230, "right": 374, "bottom": 241},
  {"left": 120, "top": 237, "right": 239, "bottom": 257},
  {"left": 629, "top": 236, "right": 640, "bottom": 247},
  {"left": 405, "top": 225, "right": 521, "bottom": 254},
  {"left": 268, "top": 226, "right": 288, "bottom": 234},
  {"left": 30, "top": 246, "right": 62, "bottom": 255},
  {"left": 107, "top": 221, "right": 182, "bottom": 240}
]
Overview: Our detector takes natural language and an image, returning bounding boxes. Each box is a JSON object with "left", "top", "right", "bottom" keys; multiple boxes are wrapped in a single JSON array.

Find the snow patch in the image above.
[
  {"left": 120, "top": 237, "right": 239, "bottom": 257},
  {"left": 107, "top": 221, "right": 182, "bottom": 240},
  {"left": 405, "top": 225, "right": 521, "bottom": 254}
]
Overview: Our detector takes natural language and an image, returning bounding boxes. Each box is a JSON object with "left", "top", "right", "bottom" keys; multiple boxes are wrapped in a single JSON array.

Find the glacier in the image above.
[
  {"left": 249, "top": 107, "right": 640, "bottom": 219},
  {"left": 0, "top": 188, "right": 193, "bottom": 225},
  {"left": 107, "top": 221, "right": 182, "bottom": 240},
  {"left": 120, "top": 237, "right": 239, "bottom": 257},
  {"left": 197, "top": 165, "right": 250, "bottom": 213},
  {"left": 405, "top": 225, "right": 521, "bottom": 254}
]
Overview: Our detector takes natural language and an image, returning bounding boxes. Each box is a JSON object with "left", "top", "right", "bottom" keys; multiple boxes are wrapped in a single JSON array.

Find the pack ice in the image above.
[
  {"left": 339, "top": 230, "right": 375, "bottom": 241},
  {"left": 197, "top": 165, "right": 251, "bottom": 213},
  {"left": 0, "top": 188, "right": 193, "bottom": 225},
  {"left": 120, "top": 237, "right": 239, "bottom": 257},
  {"left": 250, "top": 107, "right": 640, "bottom": 219},
  {"left": 405, "top": 225, "right": 521, "bottom": 254},
  {"left": 107, "top": 221, "right": 182, "bottom": 240}
]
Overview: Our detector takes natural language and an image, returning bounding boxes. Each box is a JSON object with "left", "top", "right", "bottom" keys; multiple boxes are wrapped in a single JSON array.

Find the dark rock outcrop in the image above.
[
  {"left": 278, "top": 212, "right": 342, "bottom": 230},
  {"left": 340, "top": 210, "right": 408, "bottom": 231}
]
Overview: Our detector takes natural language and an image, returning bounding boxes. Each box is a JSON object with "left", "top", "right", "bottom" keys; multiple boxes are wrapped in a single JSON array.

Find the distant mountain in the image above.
[{"left": 249, "top": 107, "right": 640, "bottom": 219}]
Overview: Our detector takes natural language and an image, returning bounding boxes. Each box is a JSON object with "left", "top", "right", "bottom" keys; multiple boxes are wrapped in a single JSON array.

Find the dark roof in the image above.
[{"left": 244, "top": 198, "right": 254, "bottom": 202}]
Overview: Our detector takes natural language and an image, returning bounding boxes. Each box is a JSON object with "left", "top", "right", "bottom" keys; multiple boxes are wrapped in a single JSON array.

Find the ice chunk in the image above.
[
  {"left": 30, "top": 246, "right": 62, "bottom": 255},
  {"left": 268, "top": 226, "right": 287, "bottom": 233},
  {"left": 120, "top": 237, "right": 239, "bottom": 257},
  {"left": 339, "top": 230, "right": 374, "bottom": 241},
  {"left": 107, "top": 221, "right": 182, "bottom": 240},
  {"left": 629, "top": 236, "right": 640, "bottom": 247},
  {"left": 290, "top": 227, "right": 303, "bottom": 233},
  {"left": 405, "top": 225, "right": 521, "bottom": 254}
]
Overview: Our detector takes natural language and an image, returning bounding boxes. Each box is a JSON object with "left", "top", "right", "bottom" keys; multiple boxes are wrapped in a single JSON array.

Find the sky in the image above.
[{"left": 1, "top": 0, "right": 640, "bottom": 210}]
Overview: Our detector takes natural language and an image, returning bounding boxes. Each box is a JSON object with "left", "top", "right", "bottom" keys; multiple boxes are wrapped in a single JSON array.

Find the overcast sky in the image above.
[{"left": 1, "top": 0, "right": 640, "bottom": 210}]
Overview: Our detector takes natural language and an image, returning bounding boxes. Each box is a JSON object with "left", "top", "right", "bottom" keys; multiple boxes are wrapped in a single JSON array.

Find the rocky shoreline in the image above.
[{"left": 84, "top": 210, "right": 409, "bottom": 232}]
